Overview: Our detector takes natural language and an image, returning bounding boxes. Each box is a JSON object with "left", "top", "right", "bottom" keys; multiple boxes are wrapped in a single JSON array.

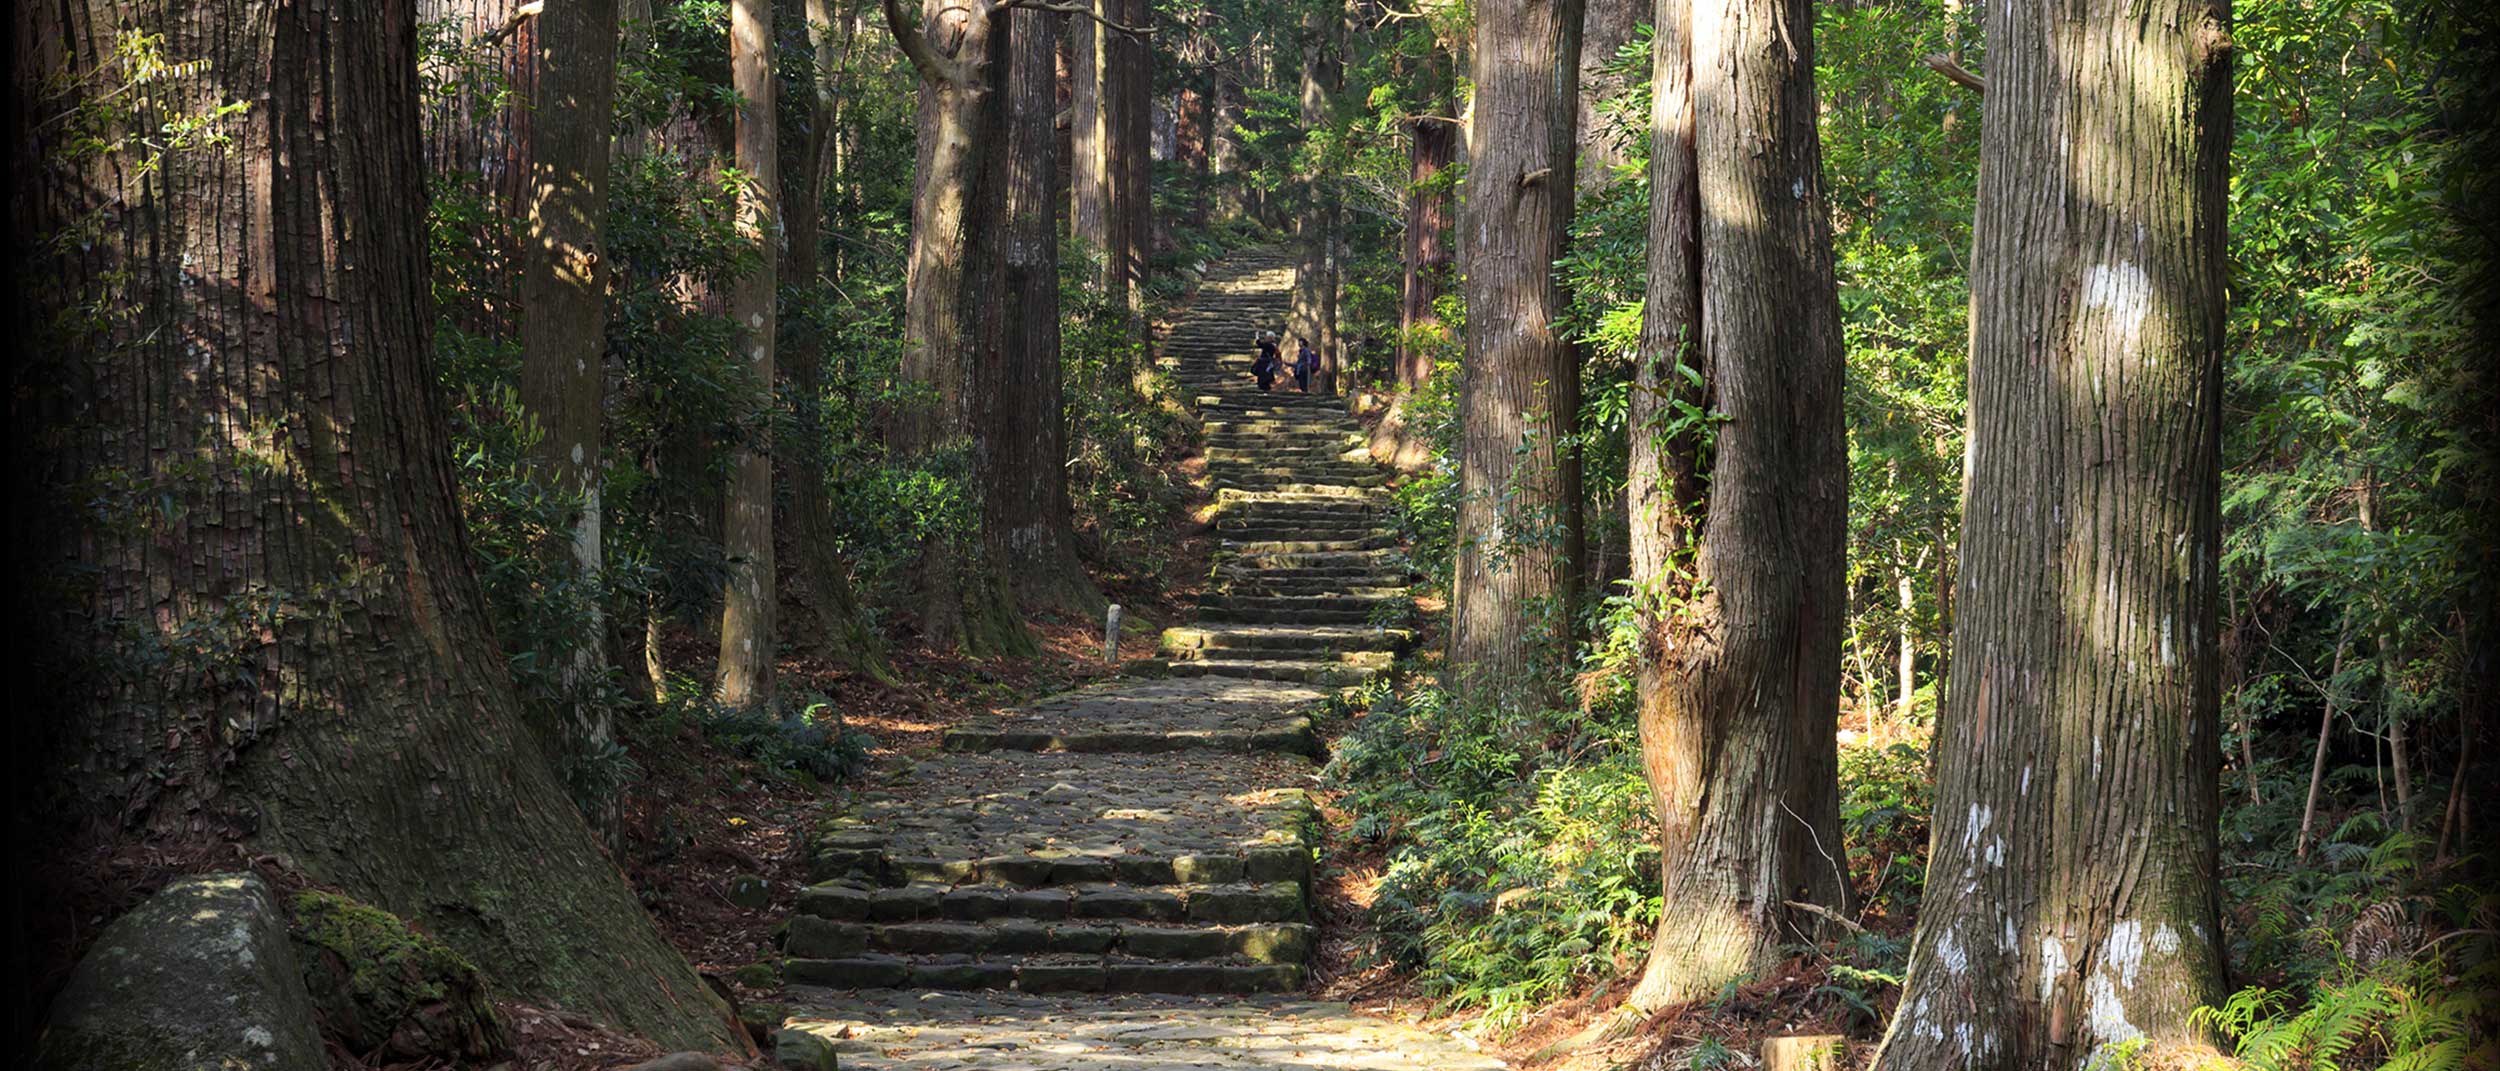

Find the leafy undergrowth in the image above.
[{"left": 1310, "top": 670, "right": 1926, "bottom": 1071}]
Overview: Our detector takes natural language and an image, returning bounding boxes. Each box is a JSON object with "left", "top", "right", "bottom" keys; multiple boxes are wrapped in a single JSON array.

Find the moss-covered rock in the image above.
[
  {"left": 287, "top": 889, "right": 507, "bottom": 1063},
  {"left": 34, "top": 872, "right": 326, "bottom": 1071},
  {"left": 736, "top": 1000, "right": 786, "bottom": 1047}
]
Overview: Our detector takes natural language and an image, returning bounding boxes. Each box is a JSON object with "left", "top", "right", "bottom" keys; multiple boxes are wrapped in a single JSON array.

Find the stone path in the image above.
[{"left": 778, "top": 250, "right": 1493, "bottom": 1068}]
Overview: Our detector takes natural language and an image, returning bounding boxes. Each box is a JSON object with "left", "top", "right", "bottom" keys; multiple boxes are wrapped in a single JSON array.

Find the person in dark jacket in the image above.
[
  {"left": 1251, "top": 332, "right": 1281, "bottom": 391},
  {"left": 1293, "top": 337, "right": 1319, "bottom": 393}
]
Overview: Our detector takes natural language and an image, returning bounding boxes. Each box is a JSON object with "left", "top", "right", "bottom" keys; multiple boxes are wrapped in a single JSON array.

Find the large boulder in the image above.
[
  {"left": 286, "top": 889, "right": 506, "bottom": 1063},
  {"left": 34, "top": 871, "right": 326, "bottom": 1071}
]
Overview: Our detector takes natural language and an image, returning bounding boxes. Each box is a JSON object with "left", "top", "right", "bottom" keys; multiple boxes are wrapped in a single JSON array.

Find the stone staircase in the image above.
[
  {"left": 1157, "top": 250, "right": 1413, "bottom": 688},
  {"left": 777, "top": 247, "right": 1411, "bottom": 1003}
]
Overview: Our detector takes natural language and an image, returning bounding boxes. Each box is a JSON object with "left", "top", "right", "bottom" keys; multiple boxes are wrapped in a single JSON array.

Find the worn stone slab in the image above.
[
  {"left": 942, "top": 676, "right": 1327, "bottom": 756},
  {"left": 811, "top": 751, "right": 1318, "bottom": 883},
  {"left": 780, "top": 989, "right": 1508, "bottom": 1070}
]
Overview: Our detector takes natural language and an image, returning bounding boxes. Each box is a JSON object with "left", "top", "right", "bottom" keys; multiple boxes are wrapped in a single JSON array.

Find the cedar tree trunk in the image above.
[
  {"left": 1871, "top": 0, "right": 2233, "bottom": 1064},
  {"left": 12, "top": 0, "right": 740, "bottom": 1050},
  {"left": 1448, "top": 0, "right": 1586, "bottom": 711},
  {"left": 1624, "top": 0, "right": 1853, "bottom": 1012}
]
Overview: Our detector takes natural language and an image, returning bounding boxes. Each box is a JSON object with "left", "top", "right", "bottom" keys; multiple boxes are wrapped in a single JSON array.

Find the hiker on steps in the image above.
[
  {"left": 1293, "top": 337, "right": 1320, "bottom": 393},
  {"left": 1251, "top": 331, "right": 1282, "bottom": 392}
]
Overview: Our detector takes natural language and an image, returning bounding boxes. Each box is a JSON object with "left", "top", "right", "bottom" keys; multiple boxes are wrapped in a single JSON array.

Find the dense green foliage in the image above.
[{"left": 1321, "top": 0, "right": 2494, "bottom": 1058}]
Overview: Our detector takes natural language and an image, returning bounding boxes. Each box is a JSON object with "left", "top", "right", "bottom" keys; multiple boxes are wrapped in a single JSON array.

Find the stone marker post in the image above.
[{"left": 1105, "top": 603, "right": 1124, "bottom": 663}]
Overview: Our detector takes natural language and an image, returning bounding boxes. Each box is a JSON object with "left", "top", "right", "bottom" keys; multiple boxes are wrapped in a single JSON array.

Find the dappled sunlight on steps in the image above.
[{"left": 773, "top": 248, "right": 1451, "bottom": 1070}]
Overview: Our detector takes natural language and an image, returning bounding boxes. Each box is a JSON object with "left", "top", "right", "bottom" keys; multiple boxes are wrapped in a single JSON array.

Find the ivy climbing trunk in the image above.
[
  {"left": 1870, "top": 0, "right": 2234, "bottom": 1064},
  {"left": 1448, "top": 0, "right": 1585, "bottom": 711},
  {"left": 1624, "top": 0, "right": 1852, "bottom": 1013},
  {"left": 518, "top": 0, "right": 621, "bottom": 778},
  {"left": 11, "top": 0, "right": 741, "bottom": 1051}
]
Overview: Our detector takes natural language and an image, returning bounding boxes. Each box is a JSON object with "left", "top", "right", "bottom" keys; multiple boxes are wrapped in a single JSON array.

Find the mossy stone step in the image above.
[
  {"left": 1166, "top": 659, "right": 1385, "bottom": 686},
  {"left": 797, "top": 879, "right": 1308, "bottom": 924},
  {"left": 787, "top": 918, "right": 1312, "bottom": 964},
  {"left": 784, "top": 953, "right": 1304, "bottom": 994},
  {"left": 938, "top": 719, "right": 1318, "bottom": 756},
  {"left": 1159, "top": 626, "right": 1410, "bottom": 656}
]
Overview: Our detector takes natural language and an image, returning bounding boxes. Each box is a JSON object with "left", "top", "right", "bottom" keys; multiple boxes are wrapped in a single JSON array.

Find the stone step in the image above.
[
  {"left": 1197, "top": 606, "right": 1383, "bottom": 626},
  {"left": 1211, "top": 506, "right": 1387, "bottom": 521},
  {"left": 1213, "top": 547, "right": 1401, "bottom": 567},
  {"left": 1220, "top": 582, "right": 1411, "bottom": 600},
  {"left": 1214, "top": 571, "right": 1408, "bottom": 590},
  {"left": 1160, "top": 626, "right": 1410, "bottom": 657},
  {"left": 1205, "top": 591, "right": 1406, "bottom": 612},
  {"left": 1216, "top": 479, "right": 1390, "bottom": 497},
  {"left": 938, "top": 677, "right": 1325, "bottom": 757},
  {"left": 1209, "top": 467, "right": 1388, "bottom": 483},
  {"left": 788, "top": 917, "right": 1312, "bottom": 964},
  {"left": 797, "top": 875, "right": 1308, "bottom": 922},
  {"left": 1163, "top": 642, "right": 1395, "bottom": 667},
  {"left": 1167, "top": 659, "right": 1386, "bottom": 686},
  {"left": 807, "top": 750, "right": 1318, "bottom": 884},
  {"left": 1219, "top": 535, "right": 1398, "bottom": 554},
  {"left": 1215, "top": 488, "right": 1392, "bottom": 505},
  {"left": 784, "top": 953, "right": 1304, "bottom": 994}
]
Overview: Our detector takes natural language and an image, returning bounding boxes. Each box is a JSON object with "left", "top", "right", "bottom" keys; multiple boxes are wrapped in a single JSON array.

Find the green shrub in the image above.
[{"left": 1326, "top": 684, "right": 1659, "bottom": 1031}]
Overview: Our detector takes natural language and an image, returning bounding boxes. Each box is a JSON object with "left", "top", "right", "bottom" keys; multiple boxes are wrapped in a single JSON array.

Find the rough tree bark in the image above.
[
  {"left": 1114, "top": 0, "right": 1154, "bottom": 309},
  {"left": 780, "top": 0, "right": 895, "bottom": 680},
  {"left": 11, "top": 0, "right": 741, "bottom": 1050},
  {"left": 519, "top": 0, "right": 622, "bottom": 768},
  {"left": 884, "top": 0, "right": 1032, "bottom": 655},
  {"left": 1576, "top": 0, "right": 1641, "bottom": 191},
  {"left": 1448, "top": 0, "right": 1585, "bottom": 711},
  {"left": 1000, "top": 4, "right": 1108, "bottom": 618},
  {"left": 1870, "top": 0, "right": 2234, "bottom": 1063},
  {"left": 717, "top": 0, "right": 781, "bottom": 708},
  {"left": 1070, "top": 0, "right": 1119, "bottom": 290},
  {"left": 1370, "top": 47, "right": 1457, "bottom": 471},
  {"left": 1290, "top": 0, "right": 1343, "bottom": 393},
  {"left": 1623, "top": 0, "right": 1852, "bottom": 1013}
]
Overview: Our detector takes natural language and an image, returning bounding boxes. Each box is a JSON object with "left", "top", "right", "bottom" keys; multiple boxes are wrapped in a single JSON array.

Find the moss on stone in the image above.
[{"left": 288, "top": 890, "right": 507, "bottom": 1063}]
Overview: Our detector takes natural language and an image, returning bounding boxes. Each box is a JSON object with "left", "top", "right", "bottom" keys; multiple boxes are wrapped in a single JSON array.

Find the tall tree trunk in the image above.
[
  {"left": 780, "top": 0, "right": 894, "bottom": 681},
  {"left": 1448, "top": 0, "right": 1585, "bottom": 712},
  {"left": 1290, "top": 0, "right": 1343, "bottom": 393},
  {"left": 1208, "top": 68, "right": 1247, "bottom": 221},
  {"left": 1624, "top": 0, "right": 1852, "bottom": 1012},
  {"left": 885, "top": 0, "right": 1032, "bottom": 655},
  {"left": 1114, "top": 0, "right": 1154, "bottom": 341},
  {"left": 1576, "top": 0, "right": 1641, "bottom": 192},
  {"left": 1001, "top": 5, "right": 1107, "bottom": 618},
  {"left": 519, "top": 0, "right": 622, "bottom": 788},
  {"left": 12, "top": 0, "right": 740, "bottom": 1049},
  {"left": 1371, "top": 89, "right": 1456, "bottom": 471},
  {"left": 1070, "top": 0, "right": 1116, "bottom": 288},
  {"left": 717, "top": 0, "right": 781, "bottom": 708},
  {"left": 1871, "top": 0, "right": 2233, "bottom": 1063}
]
